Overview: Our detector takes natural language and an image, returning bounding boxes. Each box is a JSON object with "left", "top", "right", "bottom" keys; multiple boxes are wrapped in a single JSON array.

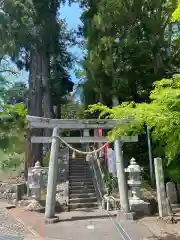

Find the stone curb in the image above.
[{"left": 44, "top": 216, "right": 60, "bottom": 224}]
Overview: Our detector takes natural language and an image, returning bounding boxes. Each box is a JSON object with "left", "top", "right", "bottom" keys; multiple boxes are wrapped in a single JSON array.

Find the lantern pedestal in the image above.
[
  {"left": 117, "top": 209, "right": 136, "bottom": 220},
  {"left": 25, "top": 199, "right": 44, "bottom": 212},
  {"left": 129, "top": 198, "right": 150, "bottom": 216}
]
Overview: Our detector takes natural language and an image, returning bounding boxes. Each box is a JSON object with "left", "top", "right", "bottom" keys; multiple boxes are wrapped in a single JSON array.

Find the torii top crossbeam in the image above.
[{"left": 27, "top": 115, "right": 134, "bottom": 129}]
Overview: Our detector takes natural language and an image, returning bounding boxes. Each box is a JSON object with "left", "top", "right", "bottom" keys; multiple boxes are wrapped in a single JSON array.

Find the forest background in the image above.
[{"left": 0, "top": 0, "right": 180, "bottom": 183}]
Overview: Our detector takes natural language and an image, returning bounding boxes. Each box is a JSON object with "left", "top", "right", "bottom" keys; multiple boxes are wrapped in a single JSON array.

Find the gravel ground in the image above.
[{"left": 0, "top": 206, "right": 30, "bottom": 238}]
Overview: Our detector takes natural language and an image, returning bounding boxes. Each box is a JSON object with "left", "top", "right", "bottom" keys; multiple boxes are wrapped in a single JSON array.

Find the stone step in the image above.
[
  {"left": 70, "top": 165, "right": 89, "bottom": 168},
  {"left": 70, "top": 162, "right": 86, "bottom": 165},
  {"left": 171, "top": 207, "right": 180, "bottom": 213},
  {"left": 70, "top": 168, "right": 90, "bottom": 171},
  {"left": 69, "top": 182, "right": 94, "bottom": 188},
  {"left": 69, "top": 202, "right": 98, "bottom": 210},
  {"left": 70, "top": 160, "right": 87, "bottom": 163},
  {"left": 69, "top": 177, "right": 93, "bottom": 183},
  {"left": 70, "top": 170, "right": 91, "bottom": 175},
  {"left": 69, "top": 188, "right": 96, "bottom": 194},
  {"left": 70, "top": 158, "right": 87, "bottom": 161},
  {"left": 70, "top": 170, "right": 90, "bottom": 172},
  {"left": 69, "top": 166, "right": 89, "bottom": 169},
  {"left": 69, "top": 179, "right": 93, "bottom": 183},
  {"left": 171, "top": 203, "right": 180, "bottom": 208},
  {"left": 69, "top": 175, "right": 92, "bottom": 179},
  {"left": 69, "top": 179, "right": 92, "bottom": 183},
  {"left": 70, "top": 173, "right": 91, "bottom": 177},
  {"left": 69, "top": 156, "right": 86, "bottom": 162},
  {"left": 69, "top": 165, "right": 89, "bottom": 168},
  {"left": 69, "top": 197, "right": 97, "bottom": 204},
  {"left": 69, "top": 185, "right": 95, "bottom": 191},
  {"left": 69, "top": 192, "right": 96, "bottom": 198},
  {"left": 72, "top": 207, "right": 99, "bottom": 211},
  {"left": 70, "top": 166, "right": 88, "bottom": 169}
]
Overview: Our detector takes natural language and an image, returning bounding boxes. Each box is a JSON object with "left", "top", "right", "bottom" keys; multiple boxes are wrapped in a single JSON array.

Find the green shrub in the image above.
[{"left": 103, "top": 171, "right": 118, "bottom": 195}]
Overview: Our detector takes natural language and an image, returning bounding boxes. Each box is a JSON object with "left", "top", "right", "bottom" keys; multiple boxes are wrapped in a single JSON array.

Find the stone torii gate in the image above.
[{"left": 27, "top": 115, "right": 137, "bottom": 222}]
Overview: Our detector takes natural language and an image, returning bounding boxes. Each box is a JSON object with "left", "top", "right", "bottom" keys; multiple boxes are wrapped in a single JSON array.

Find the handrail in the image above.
[
  {"left": 89, "top": 150, "right": 105, "bottom": 203},
  {"left": 95, "top": 152, "right": 104, "bottom": 179},
  {"left": 91, "top": 156, "right": 103, "bottom": 200}
]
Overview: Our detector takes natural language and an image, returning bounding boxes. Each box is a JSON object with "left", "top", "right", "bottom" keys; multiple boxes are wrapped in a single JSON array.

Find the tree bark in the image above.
[
  {"left": 55, "top": 104, "right": 61, "bottom": 119},
  {"left": 42, "top": 52, "right": 53, "bottom": 153},
  {"left": 42, "top": 52, "right": 53, "bottom": 118},
  {"left": 27, "top": 46, "right": 43, "bottom": 166}
]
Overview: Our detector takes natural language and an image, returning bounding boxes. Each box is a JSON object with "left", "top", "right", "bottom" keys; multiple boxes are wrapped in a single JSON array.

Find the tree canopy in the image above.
[
  {"left": 1, "top": 0, "right": 180, "bottom": 173},
  {"left": 79, "top": 0, "right": 180, "bottom": 106},
  {"left": 88, "top": 74, "right": 180, "bottom": 165},
  {"left": 0, "top": 0, "right": 75, "bottom": 118},
  {"left": 172, "top": 0, "right": 180, "bottom": 21}
]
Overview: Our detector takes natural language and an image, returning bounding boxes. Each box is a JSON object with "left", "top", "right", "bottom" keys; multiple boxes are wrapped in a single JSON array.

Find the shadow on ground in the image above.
[
  {"left": 147, "top": 233, "right": 180, "bottom": 239},
  {"left": 59, "top": 213, "right": 117, "bottom": 222}
]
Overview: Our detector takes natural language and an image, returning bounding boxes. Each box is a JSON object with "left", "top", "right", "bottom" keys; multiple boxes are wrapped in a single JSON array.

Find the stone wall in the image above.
[
  {"left": 0, "top": 183, "right": 26, "bottom": 202},
  {"left": 166, "top": 182, "right": 180, "bottom": 205}
]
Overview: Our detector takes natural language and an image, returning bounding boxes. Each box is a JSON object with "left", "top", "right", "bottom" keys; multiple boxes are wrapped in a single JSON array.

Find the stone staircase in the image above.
[
  {"left": 171, "top": 203, "right": 180, "bottom": 214},
  {"left": 68, "top": 154, "right": 98, "bottom": 210}
]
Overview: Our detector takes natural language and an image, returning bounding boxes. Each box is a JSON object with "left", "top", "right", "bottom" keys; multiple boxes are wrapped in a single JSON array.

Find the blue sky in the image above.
[
  {"left": 60, "top": 3, "right": 83, "bottom": 84},
  {"left": 8, "top": 3, "right": 83, "bottom": 85}
]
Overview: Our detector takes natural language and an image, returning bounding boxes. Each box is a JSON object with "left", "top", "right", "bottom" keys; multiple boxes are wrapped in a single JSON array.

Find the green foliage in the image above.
[
  {"left": 88, "top": 74, "right": 180, "bottom": 165},
  {"left": 61, "top": 96, "right": 85, "bottom": 119},
  {"left": 165, "top": 166, "right": 180, "bottom": 182},
  {"left": 103, "top": 171, "right": 118, "bottom": 195},
  {"left": 171, "top": 0, "right": 180, "bottom": 21},
  {"left": 80, "top": 0, "right": 179, "bottom": 106},
  {"left": 1, "top": 80, "right": 28, "bottom": 105},
  {"left": 0, "top": 103, "right": 27, "bottom": 172},
  {"left": 0, "top": 149, "right": 24, "bottom": 169},
  {"left": 42, "top": 152, "right": 50, "bottom": 167}
]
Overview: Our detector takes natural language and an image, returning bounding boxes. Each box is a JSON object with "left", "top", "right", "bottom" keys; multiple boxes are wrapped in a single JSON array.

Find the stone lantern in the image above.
[
  {"left": 31, "top": 161, "right": 42, "bottom": 200},
  {"left": 26, "top": 161, "right": 44, "bottom": 212},
  {"left": 125, "top": 158, "right": 142, "bottom": 201},
  {"left": 125, "top": 158, "right": 150, "bottom": 215}
]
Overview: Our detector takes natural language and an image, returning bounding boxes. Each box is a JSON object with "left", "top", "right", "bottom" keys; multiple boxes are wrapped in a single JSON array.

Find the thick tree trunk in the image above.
[
  {"left": 42, "top": 52, "right": 53, "bottom": 118},
  {"left": 27, "top": 46, "right": 43, "bottom": 167},
  {"left": 42, "top": 52, "right": 53, "bottom": 153},
  {"left": 55, "top": 104, "right": 61, "bottom": 119}
]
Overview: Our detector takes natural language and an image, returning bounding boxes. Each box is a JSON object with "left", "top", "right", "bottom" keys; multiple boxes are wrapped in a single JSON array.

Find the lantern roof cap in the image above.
[
  {"left": 34, "top": 161, "right": 41, "bottom": 168},
  {"left": 126, "top": 158, "right": 141, "bottom": 172}
]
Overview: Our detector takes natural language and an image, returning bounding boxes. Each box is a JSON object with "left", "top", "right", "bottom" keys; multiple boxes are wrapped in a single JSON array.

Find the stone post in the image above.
[
  {"left": 154, "top": 157, "right": 168, "bottom": 218},
  {"left": 166, "top": 182, "right": 178, "bottom": 205},
  {"left": 114, "top": 138, "right": 130, "bottom": 214},
  {"left": 147, "top": 126, "right": 154, "bottom": 184},
  {"left": 45, "top": 127, "right": 60, "bottom": 222},
  {"left": 83, "top": 129, "right": 90, "bottom": 152},
  {"left": 94, "top": 129, "right": 103, "bottom": 158},
  {"left": 112, "top": 96, "right": 131, "bottom": 218}
]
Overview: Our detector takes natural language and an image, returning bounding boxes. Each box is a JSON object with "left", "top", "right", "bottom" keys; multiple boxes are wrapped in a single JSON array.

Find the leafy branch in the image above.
[{"left": 87, "top": 74, "right": 180, "bottom": 165}]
